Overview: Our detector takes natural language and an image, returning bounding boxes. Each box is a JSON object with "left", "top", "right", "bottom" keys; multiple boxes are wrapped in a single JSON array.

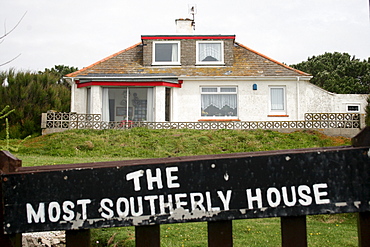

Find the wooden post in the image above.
[
  {"left": 351, "top": 126, "right": 370, "bottom": 147},
  {"left": 135, "top": 225, "right": 160, "bottom": 247},
  {"left": 0, "top": 151, "right": 22, "bottom": 247},
  {"left": 208, "top": 220, "right": 233, "bottom": 247},
  {"left": 66, "top": 229, "right": 91, "bottom": 247},
  {"left": 358, "top": 212, "right": 370, "bottom": 247},
  {"left": 281, "top": 216, "right": 307, "bottom": 247}
]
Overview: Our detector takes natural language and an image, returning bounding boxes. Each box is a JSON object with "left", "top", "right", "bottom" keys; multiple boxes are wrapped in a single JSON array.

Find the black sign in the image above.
[{"left": 2, "top": 146, "right": 370, "bottom": 234}]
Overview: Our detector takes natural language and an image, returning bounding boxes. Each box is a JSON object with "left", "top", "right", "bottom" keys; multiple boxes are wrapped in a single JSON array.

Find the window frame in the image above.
[
  {"left": 196, "top": 41, "right": 224, "bottom": 65},
  {"left": 152, "top": 41, "right": 181, "bottom": 66},
  {"left": 269, "top": 86, "right": 286, "bottom": 115},
  {"left": 200, "top": 86, "right": 238, "bottom": 118}
]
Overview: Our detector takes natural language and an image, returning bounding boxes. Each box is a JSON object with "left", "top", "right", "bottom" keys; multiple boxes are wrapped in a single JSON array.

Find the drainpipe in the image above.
[
  {"left": 63, "top": 77, "right": 76, "bottom": 113},
  {"left": 296, "top": 77, "right": 300, "bottom": 120}
]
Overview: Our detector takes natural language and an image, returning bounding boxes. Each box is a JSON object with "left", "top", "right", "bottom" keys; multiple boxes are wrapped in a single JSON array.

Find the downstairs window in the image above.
[{"left": 201, "top": 86, "right": 237, "bottom": 117}]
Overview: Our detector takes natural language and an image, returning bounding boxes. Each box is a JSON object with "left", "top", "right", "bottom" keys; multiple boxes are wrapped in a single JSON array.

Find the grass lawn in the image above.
[{"left": 90, "top": 214, "right": 357, "bottom": 246}]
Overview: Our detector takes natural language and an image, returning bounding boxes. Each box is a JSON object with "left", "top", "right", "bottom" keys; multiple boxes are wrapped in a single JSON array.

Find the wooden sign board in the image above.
[{"left": 2, "top": 146, "right": 370, "bottom": 234}]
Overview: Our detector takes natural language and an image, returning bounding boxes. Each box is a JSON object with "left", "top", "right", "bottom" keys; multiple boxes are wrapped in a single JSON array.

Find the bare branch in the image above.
[
  {"left": 0, "top": 53, "right": 21, "bottom": 67},
  {"left": 0, "top": 12, "right": 27, "bottom": 67},
  {"left": 0, "top": 11, "right": 27, "bottom": 40}
]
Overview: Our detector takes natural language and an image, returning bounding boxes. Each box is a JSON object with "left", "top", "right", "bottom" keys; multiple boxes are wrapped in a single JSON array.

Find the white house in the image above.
[{"left": 64, "top": 19, "right": 367, "bottom": 126}]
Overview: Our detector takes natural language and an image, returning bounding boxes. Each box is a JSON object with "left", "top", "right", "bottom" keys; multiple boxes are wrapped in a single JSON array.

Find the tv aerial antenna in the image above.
[{"left": 188, "top": 4, "right": 197, "bottom": 30}]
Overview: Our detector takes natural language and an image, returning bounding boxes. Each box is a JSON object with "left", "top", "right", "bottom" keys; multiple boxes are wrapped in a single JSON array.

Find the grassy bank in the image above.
[
  {"left": 2, "top": 128, "right": 351, "bottom": 167},
  {"left": 0, "top": 128, "right": 356, "bottom": 246}
]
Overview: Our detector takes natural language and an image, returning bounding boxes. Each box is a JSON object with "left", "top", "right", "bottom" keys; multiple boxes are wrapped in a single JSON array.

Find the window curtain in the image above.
[
  {"left": 86, "top": 88, "right": 91, "bottom": 114},
  {"left": 171, "top": 43, "right": 178, "bottom": 62},
  {"left": 201, "top": 94, "right": 237, "bottom": 111},
  {"left": 102, "top": 88, "right": 109, "bottom": 122},
  {"left": 270, "top": 88, "right": 284, "bottom": 110},
  {"left": 146, "top": 88, "right": 153, "bottom": 121},
  {"left": 199, "top": 43, "right": 221, "bottom": 61}
]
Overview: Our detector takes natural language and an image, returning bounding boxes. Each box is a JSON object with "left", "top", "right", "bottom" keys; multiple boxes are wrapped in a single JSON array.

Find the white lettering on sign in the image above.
[
  {"left": 245, "top": 183, "right": 330, "bottom": 209},
  {"left": 26, "top": 203, "right": 45, "bottom": 223},
  {"left": 297, "top": 185, "right": 312, "bottom": 206},
  {"left": 126, "top": 167, "right": 180, "bottom": 191},
  {"left": 125, "top": 170, "right": 144, "bottom": 191},
  {"left": 246, "top": 188, "right": 262, "bottom": 209},
  {"left": 166, "top": 167, "right": 180, "bottom": 188},
  {"left": 313, "top": 183, "right": 330, "bottom": 204},
  {"left": 95, "top": 190, "right": 232, "bottom": 220},
  {"left": 266, "top": 187, "right": 281, "bottom": 207},
  {"left": 23, "top": 164, "right": 333, "bottom": 227},
  {"left": 146, "top": 168, "right": 163, "bottom": 190},
  {"left": 26, "top": 199, "right": 92, "bottom": 224}
]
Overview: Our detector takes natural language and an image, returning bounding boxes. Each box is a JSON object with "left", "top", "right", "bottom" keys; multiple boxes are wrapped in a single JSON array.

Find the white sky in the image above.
[{"left": 1, "top": 0, "right": 369, "bottom": 71}]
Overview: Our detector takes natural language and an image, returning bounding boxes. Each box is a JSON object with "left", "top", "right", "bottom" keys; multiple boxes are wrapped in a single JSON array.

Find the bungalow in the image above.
[{"left": 62, "top": 19, "right": 367, "bottom": 133}]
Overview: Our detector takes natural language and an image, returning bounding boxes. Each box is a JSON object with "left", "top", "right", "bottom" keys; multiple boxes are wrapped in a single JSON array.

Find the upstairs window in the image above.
[
  {"left": 196, "top": 41, "right": 224, "bottom": 65},
  {"left": 201, "top": 86, "right": 237, "bottom": 117},
  {"left": 153, "top": 41, "right": 180, "bottom": 65}
]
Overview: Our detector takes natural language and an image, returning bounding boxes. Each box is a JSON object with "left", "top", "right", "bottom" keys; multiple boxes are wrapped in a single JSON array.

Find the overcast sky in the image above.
[{"left": 1, "top": 0, "right": 369, "bottom": 72}]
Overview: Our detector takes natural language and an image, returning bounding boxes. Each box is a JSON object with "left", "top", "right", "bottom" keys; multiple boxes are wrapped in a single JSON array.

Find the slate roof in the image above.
[{"left": 66, "top": 42, "right": 310, "bottom": 78}]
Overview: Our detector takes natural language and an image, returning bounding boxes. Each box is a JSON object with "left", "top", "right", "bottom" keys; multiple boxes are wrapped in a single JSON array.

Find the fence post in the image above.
[
  {"left": 135, "top": 225, "right": 160, "bottom": 247},
  {"left": 65, "top": 229, "right": 91, "bottom": 247},
  {"left": 358, "top": 212, "right": 370, "bottom": 247},
  {"left": 208, "top": 220, "right": 233, "bottom": 247},
  {"left": 41, "top": 113, "right": 47, "bottom": 129},
  {"left": 0, "top": 151, "right": 22, "bottom": 247},
  {"left": 352, "top": 127, "right": 370, "bottom": 246},
  {"left": 281, "top": 216, "right": 307, "bottom": 247}
]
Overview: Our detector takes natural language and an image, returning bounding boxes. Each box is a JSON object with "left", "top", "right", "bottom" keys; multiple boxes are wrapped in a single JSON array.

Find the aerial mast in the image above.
[{"left": 188, "top": 4, "right": 197, "bottom": 30}]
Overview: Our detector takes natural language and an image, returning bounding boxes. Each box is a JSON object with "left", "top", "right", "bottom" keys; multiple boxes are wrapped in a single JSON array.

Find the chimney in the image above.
[{"left": 175, "top": 18, "right": 194, "bottom": 33}]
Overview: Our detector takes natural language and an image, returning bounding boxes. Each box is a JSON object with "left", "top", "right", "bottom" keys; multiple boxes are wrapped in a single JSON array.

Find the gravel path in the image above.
[{"left": 22, "top": 231, "right": 65, "bottom": 247}]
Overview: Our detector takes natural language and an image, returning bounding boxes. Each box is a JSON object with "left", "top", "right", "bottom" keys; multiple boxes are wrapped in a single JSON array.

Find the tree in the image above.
[
  {"left": 290, "top": 52, "right": 370, "bottom": 94},
  {"left": 0, "top": 65, "right": 77, "bottom": 138},
  {"left": 40, "top": 65, "right": 78, "bottom": 86},
  {"left": 366, "top": 95, "right": 370, "bottom": 127}
]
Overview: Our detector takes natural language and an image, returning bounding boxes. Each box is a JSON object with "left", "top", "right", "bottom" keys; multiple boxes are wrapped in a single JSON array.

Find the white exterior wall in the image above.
[
  {"left": 90, "top": 86, "right": 102, "bottom": 115},
  {"left": 154, "top": 86, "right": 166, "bottom": 122},
  {"left": 71, "top": 80, "right": 367, "bottom": 122},
  {"left": 172, "top": 78, "right": 304, "bottom": 122},
  {"left": 171, "top": 78, "right": 368, "bottom": 122},
  {"left": 298, "top": 81, "right": 335, "bottom": 117},
  {"left": 298, "top": 81, "right": 367, "bottom": 116},
  {"left": 70, "top": 84, "right": 87, "bottom": 113},
  {"left": 333, "top": 94, "right": 368, "bottom": 113}
]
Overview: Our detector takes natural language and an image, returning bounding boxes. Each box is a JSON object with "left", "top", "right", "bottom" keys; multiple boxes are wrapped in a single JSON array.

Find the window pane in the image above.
[
  {"left": 202, "top": 88, "right": 217, "bottom": 93},
  {"left": 271, "top": 88, "right": 284, "bottom": 110},
  {"left": 220, "top": 87, "right": 236, "bottom": 93},
  {"left": 201, "top": 94, "right": 237, "bottom": 117},
  {"left": 155, "top": 43, "right": 178, "bottom": 62},
  {"left": 199, "top": 43, "right": 221, "bottom": 62},
  {"left": 103, "top": 87, "right": 153, "bottom": 122}
]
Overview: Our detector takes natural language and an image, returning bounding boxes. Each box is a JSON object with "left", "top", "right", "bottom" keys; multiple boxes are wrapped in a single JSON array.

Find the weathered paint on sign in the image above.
[{"left": 2, "top": 146, "right": 370, "bottom": 234}]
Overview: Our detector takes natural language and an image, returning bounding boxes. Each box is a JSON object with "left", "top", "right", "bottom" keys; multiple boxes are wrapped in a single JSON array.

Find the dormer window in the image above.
[
  {"left": 196, "top": 41, "right": 224, "bottom": 65},
  {"left": 153, "top": 41, "right": 180, "bottom": 65}
]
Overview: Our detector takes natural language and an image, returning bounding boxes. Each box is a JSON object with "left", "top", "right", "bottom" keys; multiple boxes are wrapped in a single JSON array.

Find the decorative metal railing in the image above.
[{"left": 42, "top": 112, "right": 362, "bottom": 131}]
